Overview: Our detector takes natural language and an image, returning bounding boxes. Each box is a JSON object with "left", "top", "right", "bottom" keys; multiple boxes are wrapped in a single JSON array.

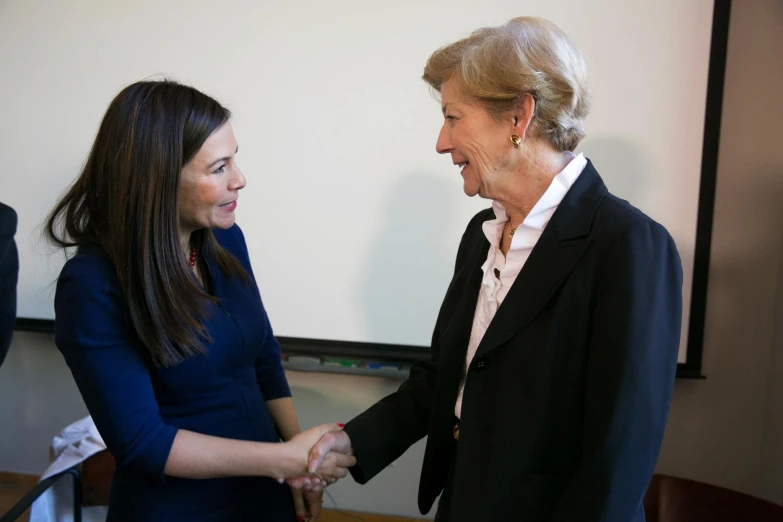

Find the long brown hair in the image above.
[{"left": 46, "top": 80, "right": 248, "bottom": 367}]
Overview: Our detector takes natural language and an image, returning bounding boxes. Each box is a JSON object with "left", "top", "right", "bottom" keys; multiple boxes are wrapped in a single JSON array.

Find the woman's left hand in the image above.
[
  {"left": 305, "top": 489, "right": 324, "bottom": 521},
  {"left": 292, "top": 486, "right": 306, "bottom": 522},
  {"left": 291, "top": 486, "right": 324, "bottom": 522}
]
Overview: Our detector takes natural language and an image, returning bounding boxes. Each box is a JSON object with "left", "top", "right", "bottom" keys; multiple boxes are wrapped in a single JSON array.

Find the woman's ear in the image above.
[{"left": 513, "top": 93, "right": 536, "bottom": 140}]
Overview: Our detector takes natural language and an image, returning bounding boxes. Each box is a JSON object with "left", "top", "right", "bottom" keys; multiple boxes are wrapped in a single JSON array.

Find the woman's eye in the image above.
[{"left": 213, "top": 164, "right": 226, "bottom": 174}]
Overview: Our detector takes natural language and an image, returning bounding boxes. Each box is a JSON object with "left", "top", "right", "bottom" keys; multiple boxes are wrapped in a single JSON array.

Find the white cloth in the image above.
[
  {"left": 29, "top": 416, "right": 109, "bottom": 522},
  {"left": 455, "top": 153, "right": 587, "bottom": 418}
]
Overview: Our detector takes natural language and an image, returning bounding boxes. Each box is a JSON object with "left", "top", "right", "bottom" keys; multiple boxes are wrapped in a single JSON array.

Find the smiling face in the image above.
[
  {"left": 178, "top": 122, "right": 245, "bottom": 236},
  {"left": 435, "top": 78, "right": 519, "bottom": 199}
]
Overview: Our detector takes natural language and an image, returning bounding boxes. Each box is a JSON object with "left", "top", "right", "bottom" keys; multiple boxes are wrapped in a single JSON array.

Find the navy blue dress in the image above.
[{"left": 54, "top": 225, "right": 296, "bottom": 521}]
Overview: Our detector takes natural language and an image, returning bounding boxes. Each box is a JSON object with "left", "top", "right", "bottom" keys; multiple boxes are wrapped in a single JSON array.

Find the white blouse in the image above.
[{"left": 454, "top": 153, "right": 588, "bottom": 418}]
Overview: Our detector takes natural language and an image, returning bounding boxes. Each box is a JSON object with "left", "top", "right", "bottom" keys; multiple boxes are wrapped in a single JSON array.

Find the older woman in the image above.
[
  {"left": 304, "top": 17, "right": 682, "bottom": 522},
  {"left": 47, "top": 80, "right": 354, "bottom": 522}
]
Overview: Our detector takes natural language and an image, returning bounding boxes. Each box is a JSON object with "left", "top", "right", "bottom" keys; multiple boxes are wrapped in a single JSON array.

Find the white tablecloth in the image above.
[{"left": 29, "top": 416, "right": 108, "bottom": 522}]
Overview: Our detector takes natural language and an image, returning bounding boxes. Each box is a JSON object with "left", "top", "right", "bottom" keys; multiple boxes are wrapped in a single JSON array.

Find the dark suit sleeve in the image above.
[
  {"left": 549, "top": 221, "right": 682, "bottom": 522},
  {"left": 343, "top": 357, "right": 438, "bottom": 484},
  {"left": 0, "top": 204, "right": 19, "bottom": 367}
]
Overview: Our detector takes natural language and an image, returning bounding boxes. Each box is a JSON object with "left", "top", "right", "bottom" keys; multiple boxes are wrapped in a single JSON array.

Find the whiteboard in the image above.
[{"left": 0, "top": 0, "right": 717, "bottom": 364}]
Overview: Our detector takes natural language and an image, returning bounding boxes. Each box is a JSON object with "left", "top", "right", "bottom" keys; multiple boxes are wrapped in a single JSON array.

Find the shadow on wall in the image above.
[
  {"left": 362, "top": 171, "right": 461, "bottom": 348},
  {"left": 580, "top": 135, "right": 649, "bottom": 205}
]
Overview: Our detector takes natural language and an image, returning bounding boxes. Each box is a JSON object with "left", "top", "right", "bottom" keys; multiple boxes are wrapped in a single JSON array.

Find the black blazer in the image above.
[
  {"left": 0, "top": 202, "right": 18, "bottom": 367},
  {"left": 345, "top": 161, "right": 682, "bottom": 522}
]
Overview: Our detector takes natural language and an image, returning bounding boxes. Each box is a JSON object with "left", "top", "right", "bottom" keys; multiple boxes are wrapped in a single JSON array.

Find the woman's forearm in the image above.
[{"left": 163, "top": 429, "right": 297, "bottom": 479}]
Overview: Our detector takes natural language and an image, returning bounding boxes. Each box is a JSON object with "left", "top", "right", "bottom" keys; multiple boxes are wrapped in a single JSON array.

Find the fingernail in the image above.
[
  {"left": 297, "top": 516, "right": 305, "bottom": 522},
  {"left": 337, "top": 423, "right": 345, "bottom": 428}
]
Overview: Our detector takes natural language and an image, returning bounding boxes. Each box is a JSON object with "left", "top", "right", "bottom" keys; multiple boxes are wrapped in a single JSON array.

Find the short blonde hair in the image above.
[{"left": 423, "top": 17, "right": 591, "bottom": 152}]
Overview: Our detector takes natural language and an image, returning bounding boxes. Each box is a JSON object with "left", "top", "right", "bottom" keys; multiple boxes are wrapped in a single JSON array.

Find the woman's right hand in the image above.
[{"left": 276, "top": 423, "right": 356, "bottom": 484}]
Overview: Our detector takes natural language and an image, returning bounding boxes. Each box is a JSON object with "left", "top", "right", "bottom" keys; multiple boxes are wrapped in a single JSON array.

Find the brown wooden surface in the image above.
[
  {"left": 0, "top": 472, "right": 37, "bottom": 489},
  {"left": 318, "top": 511, "right": 429, "bottom": 521},
  {"left": 0, "top": 481, "right": 31, "bottom": 522},
  {"left": 644, "top": 474, "right": 783, "bottom": 522},
  {"left": 81, "top": 450, "right": 114, "bottom": 506}
]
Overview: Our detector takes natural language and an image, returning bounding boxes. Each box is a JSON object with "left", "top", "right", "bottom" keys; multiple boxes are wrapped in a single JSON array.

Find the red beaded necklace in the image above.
[{"left": 189, "top": 247, "right": 197, "bottom": 269}]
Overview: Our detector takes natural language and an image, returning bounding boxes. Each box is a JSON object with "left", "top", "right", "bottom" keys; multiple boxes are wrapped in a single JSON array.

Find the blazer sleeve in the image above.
[
  {"left": 343, "top": 345, "right": 438, "bottom": 484},
  {"left": 0, "top": 204, "right": 19, "bottom": 367},
  {"left": 549, "top": 220, "right": 682, "bottom": 522},
  {"left": 55, "top": 254, "right": 178, "bottom": 480}
]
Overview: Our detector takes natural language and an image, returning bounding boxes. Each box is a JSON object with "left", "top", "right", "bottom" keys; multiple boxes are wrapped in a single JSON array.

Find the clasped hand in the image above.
[{"left": 277, "top": 423, "right": 354, "bottom": 491}]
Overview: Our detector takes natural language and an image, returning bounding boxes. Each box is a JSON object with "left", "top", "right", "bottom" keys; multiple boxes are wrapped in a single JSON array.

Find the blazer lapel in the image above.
[
  {"left": 475, "top": 161, "right": 608, "bottom": 358},
  {"left": 433, "top": 216, "right": 491, "bottom": 401}
]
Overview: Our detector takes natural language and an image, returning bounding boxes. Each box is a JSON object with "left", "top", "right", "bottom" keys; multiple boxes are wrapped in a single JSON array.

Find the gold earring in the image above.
[{"left": 510, "top": 134, "right": 521, "bottom": 148}]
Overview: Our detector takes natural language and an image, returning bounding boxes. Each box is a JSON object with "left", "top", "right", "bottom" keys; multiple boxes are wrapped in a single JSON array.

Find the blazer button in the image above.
[{"left": 475, "top": 357, "right": 486, "bottom": 370}]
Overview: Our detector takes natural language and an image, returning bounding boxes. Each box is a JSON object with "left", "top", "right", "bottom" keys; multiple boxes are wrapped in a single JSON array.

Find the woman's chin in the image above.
[
  {"left": 212, "top": 216, "right": 237, "bottom": 230},
  {"left": 462, "top": 180, "right": 481, "bottom": 198}
]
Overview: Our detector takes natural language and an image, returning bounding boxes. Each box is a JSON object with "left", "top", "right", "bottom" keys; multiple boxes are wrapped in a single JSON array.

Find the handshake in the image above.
[{"left": 276, "top": 423, "right": 355, "bottom": 491}]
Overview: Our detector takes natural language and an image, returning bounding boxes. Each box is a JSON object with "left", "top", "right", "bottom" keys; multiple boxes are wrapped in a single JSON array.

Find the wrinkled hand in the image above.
[
  {"left": 277, "top": 424, "right": 356, "bottom": 486},
  {"left": 308, "top": 429, "right": 352, "bottom": 473},
  {"left": 289, "top": 429, "right": 354, "bottom": 490}
]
